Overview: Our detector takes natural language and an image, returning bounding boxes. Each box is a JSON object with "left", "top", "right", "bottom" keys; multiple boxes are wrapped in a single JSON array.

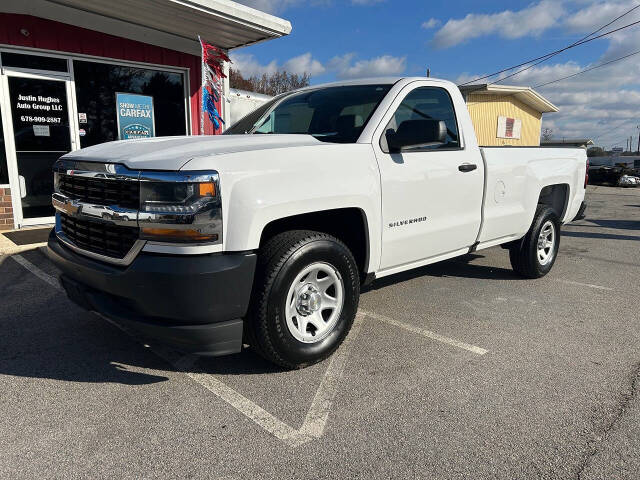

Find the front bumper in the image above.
[{"left": 47, "top": 230, "right": 257, "bottom": 356}]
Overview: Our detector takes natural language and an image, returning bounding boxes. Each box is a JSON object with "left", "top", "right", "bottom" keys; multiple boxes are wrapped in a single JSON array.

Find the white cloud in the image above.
[
  {"left": 421, "top": 18, "right": 441, "bottom": 29},
  {"left": 233, "top": 0, "right": 297, "bottom": 14},
  {"left": 454, "top": 52, "right": 640, "bottom": 148},
  {"left": 231, "top": 51, "right": 406, "bottom": 80},
  {"left": 283, "top": 53, "right": 326, "bottom": 76},
  {"left": 234, "top": 0, "right": 330, "bottom": 13},
  {"left": 230, "top": 52, "right": 324, "bottom": 77},
  {"left": 236, "top": 0, "right": 383, "bottom": 12},
  {"left": 431, "top": 0, "right": 565, "bottom": 48},
  {"left": 564, "top": 0, "right": 639, "bottom": 33},
  {"left": 229, "top": 53, "right": 279, "bottom": 77},
  {"left": 434, "top": 1, "right": 640, "bottom": 147},
  {"left": 328, "top": 53, "right": 406, "bottom": 78}
]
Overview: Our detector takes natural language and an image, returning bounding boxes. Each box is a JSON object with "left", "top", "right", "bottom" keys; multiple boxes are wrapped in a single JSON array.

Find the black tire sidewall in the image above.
[
  {"left": 527, "top": 208, "right": 560, "bottom": 276},
  {"left": 266, "top": 239, "right": 359, "bottom": 365}
]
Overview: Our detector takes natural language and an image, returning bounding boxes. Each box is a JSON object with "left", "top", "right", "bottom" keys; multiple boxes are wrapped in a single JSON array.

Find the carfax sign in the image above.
[{"left": 116, "top": 92, "right": 155, "bottom": 140}]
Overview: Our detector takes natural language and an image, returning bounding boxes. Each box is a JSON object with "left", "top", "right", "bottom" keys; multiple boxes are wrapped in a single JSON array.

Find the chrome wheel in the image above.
[
  {"left": 285, "top": 262, "right": 344, "bottom": 344},
  {"left": 537, "top": 220, "right": 555, "bottom": 265}
]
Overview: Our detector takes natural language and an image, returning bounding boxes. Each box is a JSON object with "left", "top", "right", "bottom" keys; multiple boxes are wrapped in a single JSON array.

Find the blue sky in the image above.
[{"left": 232, "top": 0, "right": 640, "bottom": 149}]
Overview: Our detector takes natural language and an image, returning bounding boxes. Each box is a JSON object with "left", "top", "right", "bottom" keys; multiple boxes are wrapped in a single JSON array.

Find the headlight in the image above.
[{"left": 138, "top": 170, "right": 222, "bottom": 244}]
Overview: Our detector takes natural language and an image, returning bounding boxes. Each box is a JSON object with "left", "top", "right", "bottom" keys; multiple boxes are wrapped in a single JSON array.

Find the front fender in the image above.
[{"left": 183, "top": 143, "right": 383, "bottom": 272}]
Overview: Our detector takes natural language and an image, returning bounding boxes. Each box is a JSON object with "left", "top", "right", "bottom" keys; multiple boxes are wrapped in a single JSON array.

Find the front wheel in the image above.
[
  {"left": 247, "top": 230, "right": 360, "bottom": 369},
  {"left": 509, "top": 205, "right": 560, "bottom": 278}
]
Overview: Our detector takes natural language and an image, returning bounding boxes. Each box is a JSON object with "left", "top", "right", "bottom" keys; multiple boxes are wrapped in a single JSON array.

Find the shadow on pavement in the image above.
[
  {"left": 571, "top": 219, "right": 640, "bottom": 230},
  {"left": 562, "top": 230, "right": 640, "bottom": 242},
  {"left": 189, "top": 348, "right": 285, "bottom": 376},
  {"left": 365, "top": 253, "right": 522, "bottom": 292},
  {"left": 0, "top": 250, "right": 290, "bottom": 384}
]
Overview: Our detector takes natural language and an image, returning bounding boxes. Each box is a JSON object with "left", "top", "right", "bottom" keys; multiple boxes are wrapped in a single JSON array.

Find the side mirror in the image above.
[{"left": 386, "top": 119, "right": 447, "bottom": 153}]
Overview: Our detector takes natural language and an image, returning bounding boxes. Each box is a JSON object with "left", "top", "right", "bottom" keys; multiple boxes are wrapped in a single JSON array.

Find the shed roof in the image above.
[
  {"left": 4, "top": 0, "right": 292, "bottom": 54},
  {"left": 460, "top": 84, "right": 559, "bottom": 114}
]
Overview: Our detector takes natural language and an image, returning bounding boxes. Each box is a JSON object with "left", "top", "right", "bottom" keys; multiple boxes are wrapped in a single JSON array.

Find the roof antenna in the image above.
[{"left": 426, "top": 68, "right": 430, "bottom": 78}]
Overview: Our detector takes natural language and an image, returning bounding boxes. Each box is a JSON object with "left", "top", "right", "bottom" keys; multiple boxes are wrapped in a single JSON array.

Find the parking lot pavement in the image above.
[{"left": 1, "top": 185, "right": 639, "bottom": 479}]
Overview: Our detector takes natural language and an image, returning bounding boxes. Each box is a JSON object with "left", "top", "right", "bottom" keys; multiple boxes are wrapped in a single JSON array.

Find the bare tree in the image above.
[
  {"left": 230, "top": 69, "right": 310, "bottom": 96},
  {"left": 541, "top": 127, "right": 553, "bottom": 141}
]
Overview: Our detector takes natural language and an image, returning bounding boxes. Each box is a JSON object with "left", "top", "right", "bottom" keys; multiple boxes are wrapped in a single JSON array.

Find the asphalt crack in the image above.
[{"left": 575, "top": 361, "right": 640, "bottom": 479}]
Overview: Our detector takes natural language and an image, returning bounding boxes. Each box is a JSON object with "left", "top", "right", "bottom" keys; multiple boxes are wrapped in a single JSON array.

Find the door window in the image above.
[
  {"left": 8, "top": 76, "right": 72, "bottom": 219},
  {"left": 380, "top": 87, "right": 460, "bottom": 153}
]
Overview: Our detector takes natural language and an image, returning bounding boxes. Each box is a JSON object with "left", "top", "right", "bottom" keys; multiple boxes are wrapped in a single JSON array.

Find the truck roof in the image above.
[{"left": 291, "top": 76, "right": 455, "bottom": 93}]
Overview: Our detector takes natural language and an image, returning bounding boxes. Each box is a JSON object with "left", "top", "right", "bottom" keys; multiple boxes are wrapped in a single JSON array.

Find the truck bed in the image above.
[{"left": 477, "top": 146, "right": 587, "bottom": 248}]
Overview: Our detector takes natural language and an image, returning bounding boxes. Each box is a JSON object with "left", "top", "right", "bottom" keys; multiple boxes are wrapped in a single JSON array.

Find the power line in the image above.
[
  {"left": 488, "top": 3, "right": 640, "bottom": 86},
  {"left": 459, "top": 18, "right": 640, "bottom": 86},
  {"left": 592, "top": 118, "right": 636, "bottom": 143},
  {"left": 534, "top": 48, "right": 640, "bottom": 88}
]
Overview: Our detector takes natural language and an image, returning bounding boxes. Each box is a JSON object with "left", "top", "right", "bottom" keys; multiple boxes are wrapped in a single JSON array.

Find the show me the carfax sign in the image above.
[{"left": 116, "top": 92, "right": 155, "bottom": 140}]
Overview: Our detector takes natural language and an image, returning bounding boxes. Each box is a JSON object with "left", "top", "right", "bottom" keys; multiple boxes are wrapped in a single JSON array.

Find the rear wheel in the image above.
[
  {"left": 509, "top": 205, "right": 560, "bottom": 278},
  {"left": 247, "top": 230, "right": 360, "bottom": 369}
]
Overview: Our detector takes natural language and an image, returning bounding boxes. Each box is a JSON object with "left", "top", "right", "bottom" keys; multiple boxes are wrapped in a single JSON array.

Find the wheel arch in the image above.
[
  {"left": 258, "top": 207, "right": 371, "bottom": 278},
  {"left": 537, "top": 183, "right": 570, "bottom": 221}
]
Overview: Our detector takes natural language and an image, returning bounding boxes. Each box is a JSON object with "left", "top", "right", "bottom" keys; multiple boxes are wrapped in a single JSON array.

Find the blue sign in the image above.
[{"left": 116, "top": 93, "right": 155, "bottom": 140}]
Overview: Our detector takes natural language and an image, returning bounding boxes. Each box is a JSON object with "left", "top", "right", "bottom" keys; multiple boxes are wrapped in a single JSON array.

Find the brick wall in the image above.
[{"left": 0, "top": 188, "right": 14, "bottom": 230}]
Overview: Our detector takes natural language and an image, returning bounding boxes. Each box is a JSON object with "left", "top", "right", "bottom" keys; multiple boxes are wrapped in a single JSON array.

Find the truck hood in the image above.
[{"left": 61, "top": 134, "right": 325, "bottom": 170}]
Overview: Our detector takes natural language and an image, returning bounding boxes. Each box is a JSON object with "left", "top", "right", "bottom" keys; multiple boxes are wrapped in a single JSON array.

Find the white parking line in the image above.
[
  {"left": 11, "top": 254, "right": 62, "bottom": 291},
  {"left": 361, "top": 310, "right": 488, "bottom": 355},
  {"left": 12, "top": 254, "right": 486, "bottom": 446},
  {"left": 186, "top": 369, "right": 309, "bottom": 447},
  {"left": 555, "top": 279, "right": 614, "bottom": 291},
  {"left": 180, "top": 314, "right": 365, "bottom": 448},
  {"left": 300, "top": 313, "right": 364, "bottom": 438},
  {"left": 9, "top": 252, "right": 365, "bottom": 447}
]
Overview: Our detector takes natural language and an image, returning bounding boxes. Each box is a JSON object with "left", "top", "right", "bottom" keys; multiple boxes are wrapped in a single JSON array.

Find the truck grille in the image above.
[
  {"left": 59, "top": 213, "right": 139, "bottom": 259},
  {"left": 58, "top": 174, "right": 139, "bottom": 209}
]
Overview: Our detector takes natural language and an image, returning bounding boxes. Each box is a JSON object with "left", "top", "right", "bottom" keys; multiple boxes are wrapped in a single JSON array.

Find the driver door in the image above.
[{"left": 372, "top": 83, "right": 484, "bottom": 272}]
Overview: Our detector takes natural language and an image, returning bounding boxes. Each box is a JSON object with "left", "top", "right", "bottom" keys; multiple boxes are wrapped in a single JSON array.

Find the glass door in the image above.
[{"left": 2, "top": 72, "right": 76, "bottom": 225}]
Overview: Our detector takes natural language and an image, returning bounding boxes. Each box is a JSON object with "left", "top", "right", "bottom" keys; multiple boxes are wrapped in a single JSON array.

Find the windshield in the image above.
[{"left": 224, "top": 84, "right": 392, "bottom": 143}]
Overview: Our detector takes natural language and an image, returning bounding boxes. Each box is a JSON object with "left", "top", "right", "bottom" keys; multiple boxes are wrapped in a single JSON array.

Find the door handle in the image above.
[
  {"left": 458, "top": 163, "right": 477, "bottom": 172},
  {"left": 18, "top": 175, "right": 27, "bottom": 198}
]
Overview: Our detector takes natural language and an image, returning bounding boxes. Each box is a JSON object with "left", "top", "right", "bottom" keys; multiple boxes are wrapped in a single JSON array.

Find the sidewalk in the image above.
[{"left": 0, "top": 226, "right": 51, "bottom": 255}]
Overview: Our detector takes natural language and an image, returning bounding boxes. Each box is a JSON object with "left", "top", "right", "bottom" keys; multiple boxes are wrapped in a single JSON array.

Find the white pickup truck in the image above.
[{"left": 47, "top": 77, "right": 587, "bottom": 368}]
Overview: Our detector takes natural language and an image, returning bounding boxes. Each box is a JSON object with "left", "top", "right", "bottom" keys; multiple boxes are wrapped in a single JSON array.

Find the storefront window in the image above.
[
  {"left": 73, "top": 61, "right": 187, "bottom": 148},
  {"left": 1, "top": 52, "right": 68, "bottom": 73}
]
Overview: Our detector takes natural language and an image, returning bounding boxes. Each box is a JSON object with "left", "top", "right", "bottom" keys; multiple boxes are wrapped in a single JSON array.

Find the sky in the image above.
[{"left": 230, "top": 0, "right": 640, "bottom": 150}]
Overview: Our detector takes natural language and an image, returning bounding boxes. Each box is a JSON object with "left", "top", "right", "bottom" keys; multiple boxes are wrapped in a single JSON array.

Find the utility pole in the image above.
[{"left": 637, "top": 125, "right": 640, "bottom": 154}]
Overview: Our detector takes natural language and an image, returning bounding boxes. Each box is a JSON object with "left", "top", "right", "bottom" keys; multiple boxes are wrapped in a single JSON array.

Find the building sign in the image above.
[
  {"left": 497, "top": 116, "right": 522, "bottom": 140},
  {"left": 116, "top": 92, "right": 155, "bottom": 140},
  {"left": 9, "top": 77, "right": 71, "bottom": 152}
]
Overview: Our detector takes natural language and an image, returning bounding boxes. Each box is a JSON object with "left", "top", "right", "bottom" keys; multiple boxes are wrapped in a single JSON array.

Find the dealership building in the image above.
[{"left": 0, "top": 0, "right": 290, "bottom": 230}]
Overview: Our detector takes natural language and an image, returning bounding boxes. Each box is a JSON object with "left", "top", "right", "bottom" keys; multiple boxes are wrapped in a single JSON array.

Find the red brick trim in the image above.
[{"left": 0, "top": 187, "right": 14, "bottom": 230}]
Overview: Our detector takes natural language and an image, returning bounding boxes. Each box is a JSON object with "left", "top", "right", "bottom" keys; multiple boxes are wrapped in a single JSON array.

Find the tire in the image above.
[
  {"left": 247, "top": 230, "right": 360, "bottom": 369},
  {"left": 509, "top": 205, "right": 560, "bottom": 279}
]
